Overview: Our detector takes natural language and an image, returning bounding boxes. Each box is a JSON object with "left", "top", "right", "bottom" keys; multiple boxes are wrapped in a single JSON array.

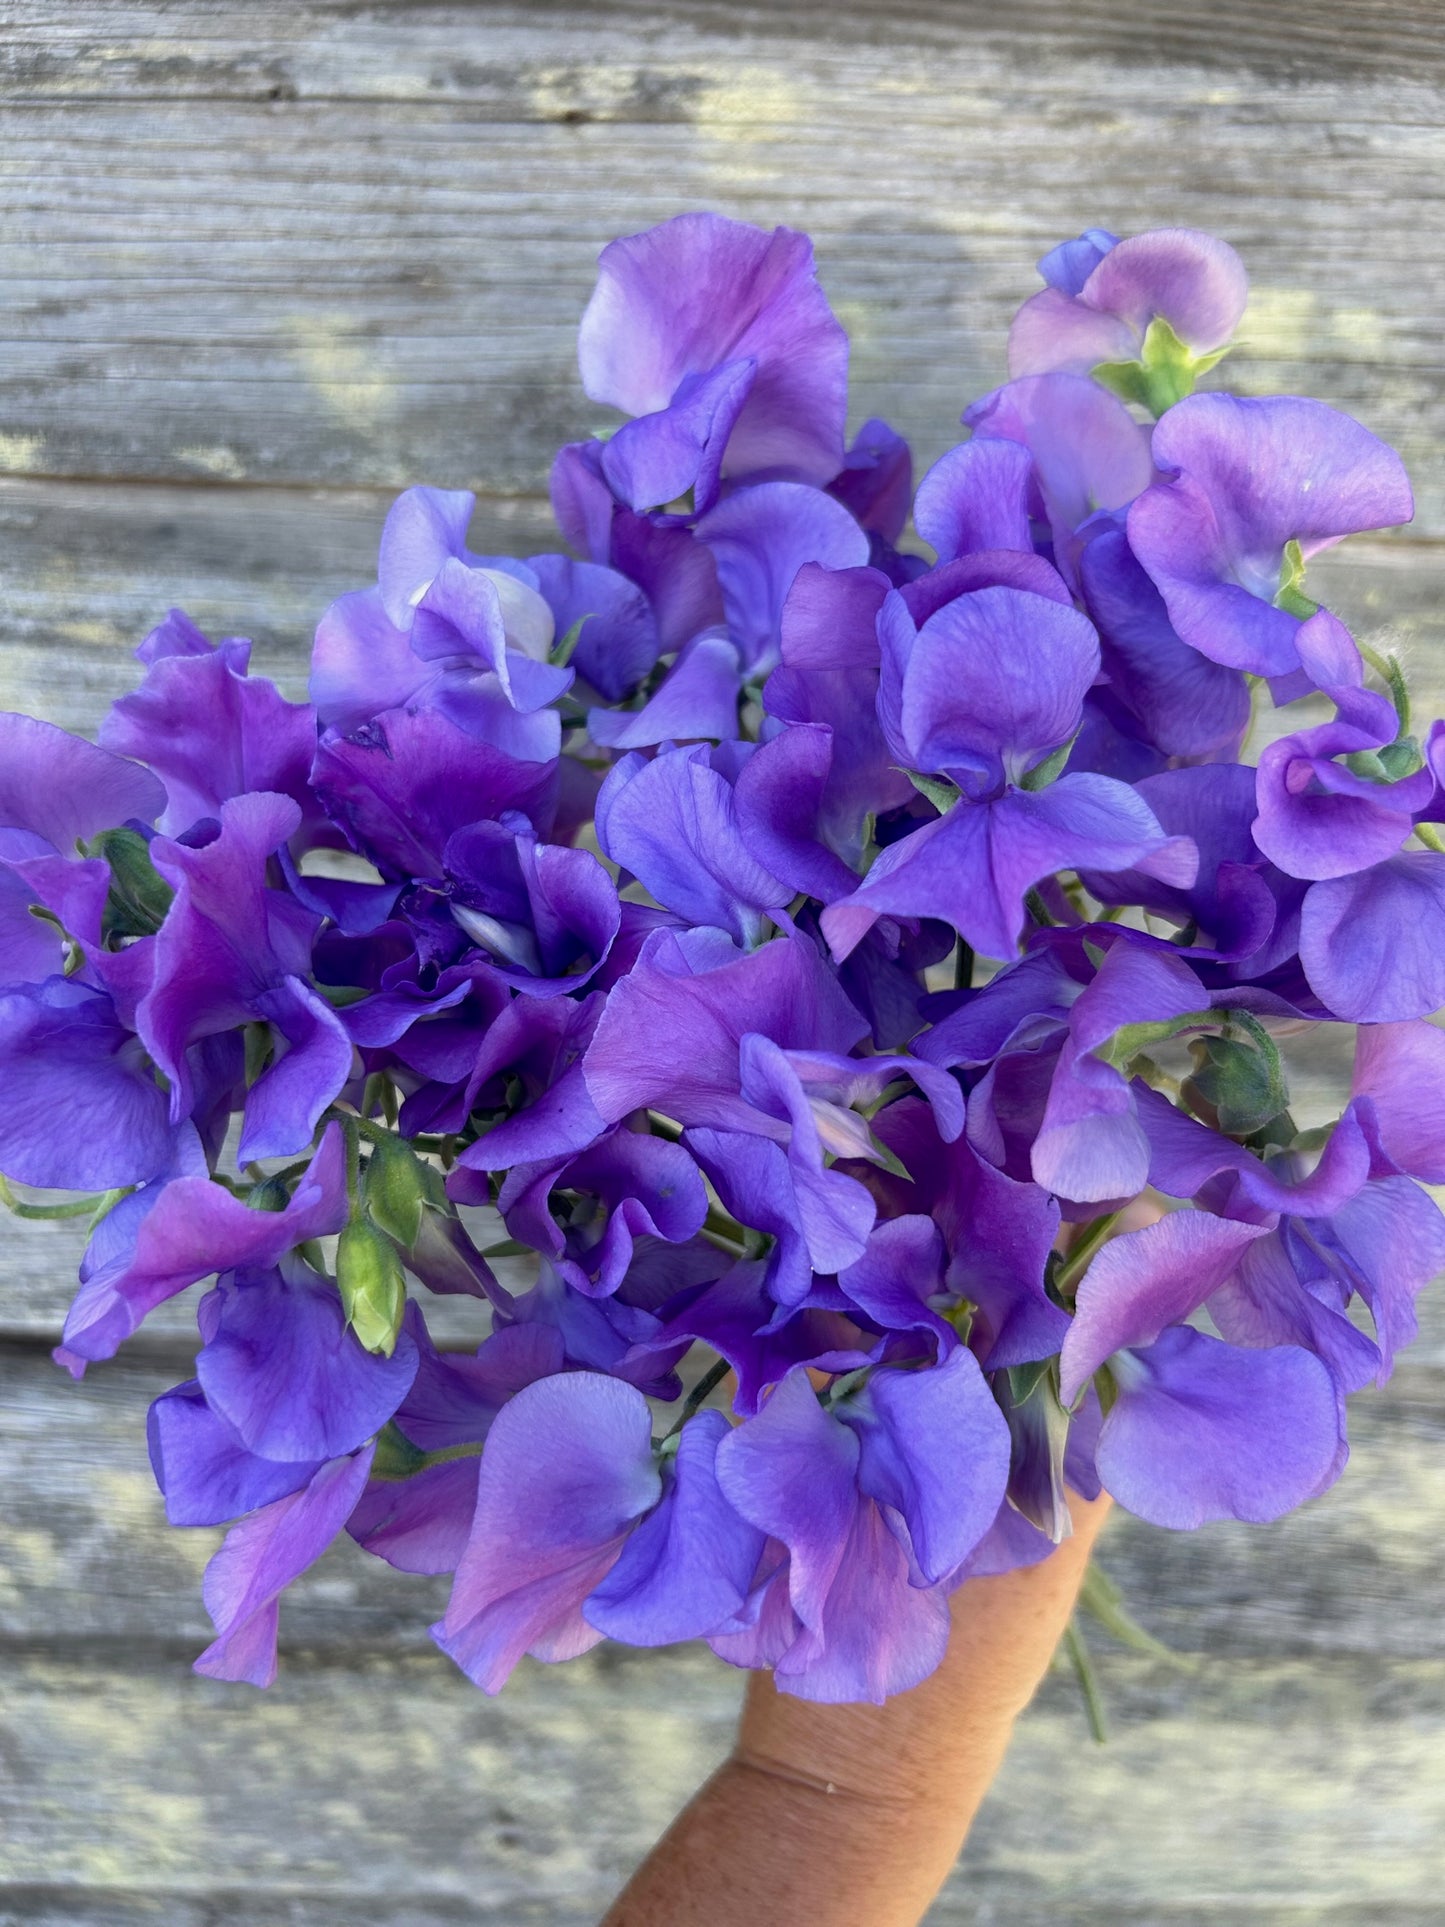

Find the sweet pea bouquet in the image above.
[{"left": 5, "top": 214, "right": 1443, "bottom": 1706}]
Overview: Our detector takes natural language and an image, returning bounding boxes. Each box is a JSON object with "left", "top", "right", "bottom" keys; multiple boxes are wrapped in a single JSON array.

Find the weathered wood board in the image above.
[{"left": 2, "top": 2, "right": 1445, "bottom": 1921}]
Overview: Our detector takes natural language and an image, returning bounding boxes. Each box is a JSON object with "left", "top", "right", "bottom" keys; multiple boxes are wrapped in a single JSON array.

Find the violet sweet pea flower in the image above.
[
  {"left": 577, "top": 213, "right": 849, "bottom": 513},
  {"left": 101, "top": 612, "right": 323, "bottom": 840},
  {"left": 193, "top": 1442, "right": 376, "bottom": 1686},
  {"left": 434, "top": 1371, "right": 759, "bottom": 1691},
  {"left": 61, "top": 1122, "right": 349, "bottom": 1363},
  {"left": 138, "top": 793, "right": 355, "bottom": 1161},
  {"left": 710, "top": 1353, "right": 1010, "bottom": 1702},
  {"left": 1059, "top": 1211, "right": 1343, "bottom": 1527},
  {"left": 821, "top": 582, "right": 1196, "bottom": 963},
  {"left": 0, "top": 711, "right": 165, "bottom": 981},
  {"left": 964, "top": 374, "right": 1154, "bottom": 586},
  {"left": 1127, "top": 394, "right": 1414, "bottom": 678},
  {"left": 1009, "top": 227, "right": 1248, "bottom": 395}
]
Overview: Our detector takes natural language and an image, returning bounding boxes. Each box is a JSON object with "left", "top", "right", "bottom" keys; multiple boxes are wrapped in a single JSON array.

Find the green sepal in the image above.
[
  {"left": 84, "top": 827, "right": 175, "bottom": 943},
  {"left": 900, "top": 768, "right": 959, "bottom": 816},
  {"left": 245, "top": 1176, "right": 293, "bottom": 1214},
  {"left": 314, "top": 983, "right": 372, "bottom": 1009},
  {"left": 1274, "top": 539, "right": 1319, "bottom": 620},
  {"left": 370, "top": 1420, "right": 431, "bottom": 1481},
  {"left": 1092, "top": 316, "right": 1231, "bottom": 417},
  {"left": 336, "top": 1218, "right": 407, "bottom": 1356},
  {"left": 363, "top": 1133, "right": 434, "bottom": 1247},
  {"left": 1018, "top": 735, "right": 1076, "bottom": 792},
  {"left": 243, "top": 1021, "right": 274, "bottom": 1087},
  {"left": 1099, "top": 1008, "right": 1214, "bottom": 1072},
  {"left": 552, "top": 613, "right": 594, "bottom": 668}
]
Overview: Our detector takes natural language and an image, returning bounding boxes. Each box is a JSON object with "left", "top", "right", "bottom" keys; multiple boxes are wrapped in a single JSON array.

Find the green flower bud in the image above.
[
  {"left": 336, "top": 1217, "right": 407, "bottom": 1356},
  {"left": 362, "top": 1134, "right": 436, "bottom": 1247}
]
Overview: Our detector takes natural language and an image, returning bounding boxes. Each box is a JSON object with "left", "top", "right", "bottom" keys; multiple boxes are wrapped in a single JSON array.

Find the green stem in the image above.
[
  {"left": 1053, "top": 1211, "right": 1121, "bottom": 1299},
  {"left": 666, "top": 1355, "right": 733, "bottom": 1437},
  {"left": 1062, "top": 1617, "right": 1108, "bottom": 1745}
]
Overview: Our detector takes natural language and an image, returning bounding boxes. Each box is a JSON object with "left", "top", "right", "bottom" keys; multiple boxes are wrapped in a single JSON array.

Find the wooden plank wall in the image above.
[{"left": 2, "top": 3, "right": 1445, "bottom": 1919}]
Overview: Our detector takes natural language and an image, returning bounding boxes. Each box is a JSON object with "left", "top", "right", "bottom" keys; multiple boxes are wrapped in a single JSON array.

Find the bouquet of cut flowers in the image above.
[{"left": 4, "top": 213, "right": 1440, "bottom": 1704}]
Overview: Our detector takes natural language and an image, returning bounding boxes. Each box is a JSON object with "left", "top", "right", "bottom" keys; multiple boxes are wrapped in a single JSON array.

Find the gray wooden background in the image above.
[{"left": 3, "top": 3, "right": 1445, "bottom": 1921}]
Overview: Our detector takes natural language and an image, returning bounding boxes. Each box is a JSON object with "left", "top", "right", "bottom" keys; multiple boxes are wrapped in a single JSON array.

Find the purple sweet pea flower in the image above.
[
  {"left": 577, "top": 214, "right": 849, "bottom": 512},
  {"left": 1078, "top": 526, "right": 1251, "bottom": 760},
  {"left": 495, "top": 1125, "right": 709, "bottom": 1299},
  {"left": 711, "top": 1354, "right": 1009, "bottom": 1702},
  {"left": 101, "top": 614, "right": 322, "bottom": 840},
  {"left": 1037, "top": 228, "right": 1120, "bottom": 296},
  {"left": 195, "top": 1262, "right": 419, "bottom": 1462},
  {"left": 1127, "top": 395, "right": 1414, "bottom": 678},
  {"left": 1059, "top": 1211, "right": 1343, "bottom": 1527},
  {"left": 148, "top": 1378, "right": 326, "bottom": 1527},
  {"left": 442, "top": 820, "right": 620, "bottom": 994},
  {"left": 312, "top": 702, "right": 559, "bottom": 880},
  {"left": 694, "top": 480, "right": 871, "bottom": 680},
  {"left": 761, "top": 561, "right": 914, "bottom": 862},
  {"left": 595, "top": 742, "right": 791, "bottom": 944},
  {"left": 1009, "top": 228, "right": 1248, "bottom": 380},
  {"left": 194, "top": 1442, "right": 376, "bottom": 1686},
  {"left": 525, "top": 552, "right": 660, "bottom": 702},
  {"left": 964, "top": 374, "right": 1154, "bottom": 586},
  {"left": 827, "top": 418, "right": 914, "bottom": 546},
  {"left": 821, "top": 583, "right": 1196, "bottom": 962},
  {"left": 61, "top": 1122, "right": 348, "bottom": 1362},
  {"left": 0, "top": 977, "right": 178, "bottom": 1191},
  {"left": 0, "top": 711, "right": 166, "bottom": 981},
  {"left": 137, "top": 793, "right": 354, "bottom": 1161},
  {"left": 432, "top": 1372, "right": 664, "bottom": 1690}
]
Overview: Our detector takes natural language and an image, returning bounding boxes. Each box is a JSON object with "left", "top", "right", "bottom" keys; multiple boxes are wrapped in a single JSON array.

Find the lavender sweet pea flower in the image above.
[
  {"left": 912, "top": 439, "right": 1035, "bottom": 564},
  {"left": 0, "top": 712, "right": 166, "bottom": 980},
  {"left": 1078, "top": 527, "right": 1251, "bottom": 760},
  {"left": 595, "top": 742, "right": 791, "bottom": 944},
  {"left": 1059, "top": 1211, "right": 1343, "bottom": 1527},
  {"left": 1009, "top": 228, "right": 1248, "bottom": 382},
  {"left": 711, "top": 1355, "right": 1009, "bottom": 1702},
  {"left": 101, "top": 615, "right": 322, "bottom": 839},
  {"left": 587, "top": 631, "right": 744, "bottom": 751},
  {"left": 0, "top": 977, "right": 177, "bottom": 1191},
  {"left": 61, "top": 1123, "right": 348, "bottom": 1362},
  {"left": 137, "top": 793, "right": 354, "bottom": 1160},
  {"left": 1127, "top": 395, "right": 1414, "bottom": 678},
  {"left": 694, "top": 481, "right": 870, "bottom": 679},
  {"left": 964, "top": 374, "right": 1154, "bottom": 586},
  {"left": 578, "top": 213, "right": 848, "bottom": 512},
  {"left": 1031, "top": 940, "right": 1208, "bottom": 1203},
  {"left": 194, "top": 1442, "right": 376, "bottom": 1686},
  {"left": 821, "top": 583, "right": 1195, "bottom": 963},
  {"left": 196, "top": 1263, "right": 419, "bottom": 1461},
  {"left": 432, "top": 1372, "right": 664, "bottom": 1690}
]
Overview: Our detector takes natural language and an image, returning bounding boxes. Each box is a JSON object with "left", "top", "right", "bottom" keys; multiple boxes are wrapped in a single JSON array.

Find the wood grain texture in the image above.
[{"left": 3, "top": 4, "right": 1445, "bottom": 1923}]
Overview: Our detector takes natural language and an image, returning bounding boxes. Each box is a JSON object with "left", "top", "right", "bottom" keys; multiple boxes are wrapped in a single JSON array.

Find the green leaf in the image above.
[
  {"left": 336, "top": 1218, "right": 407, "bottom": 1356},
  {"left": 1078, "top": 1561, "right": 1194, "bottom": 1669},
  {"left": 1092, "top": 317, "right": 1234, "bottom": 418}
]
